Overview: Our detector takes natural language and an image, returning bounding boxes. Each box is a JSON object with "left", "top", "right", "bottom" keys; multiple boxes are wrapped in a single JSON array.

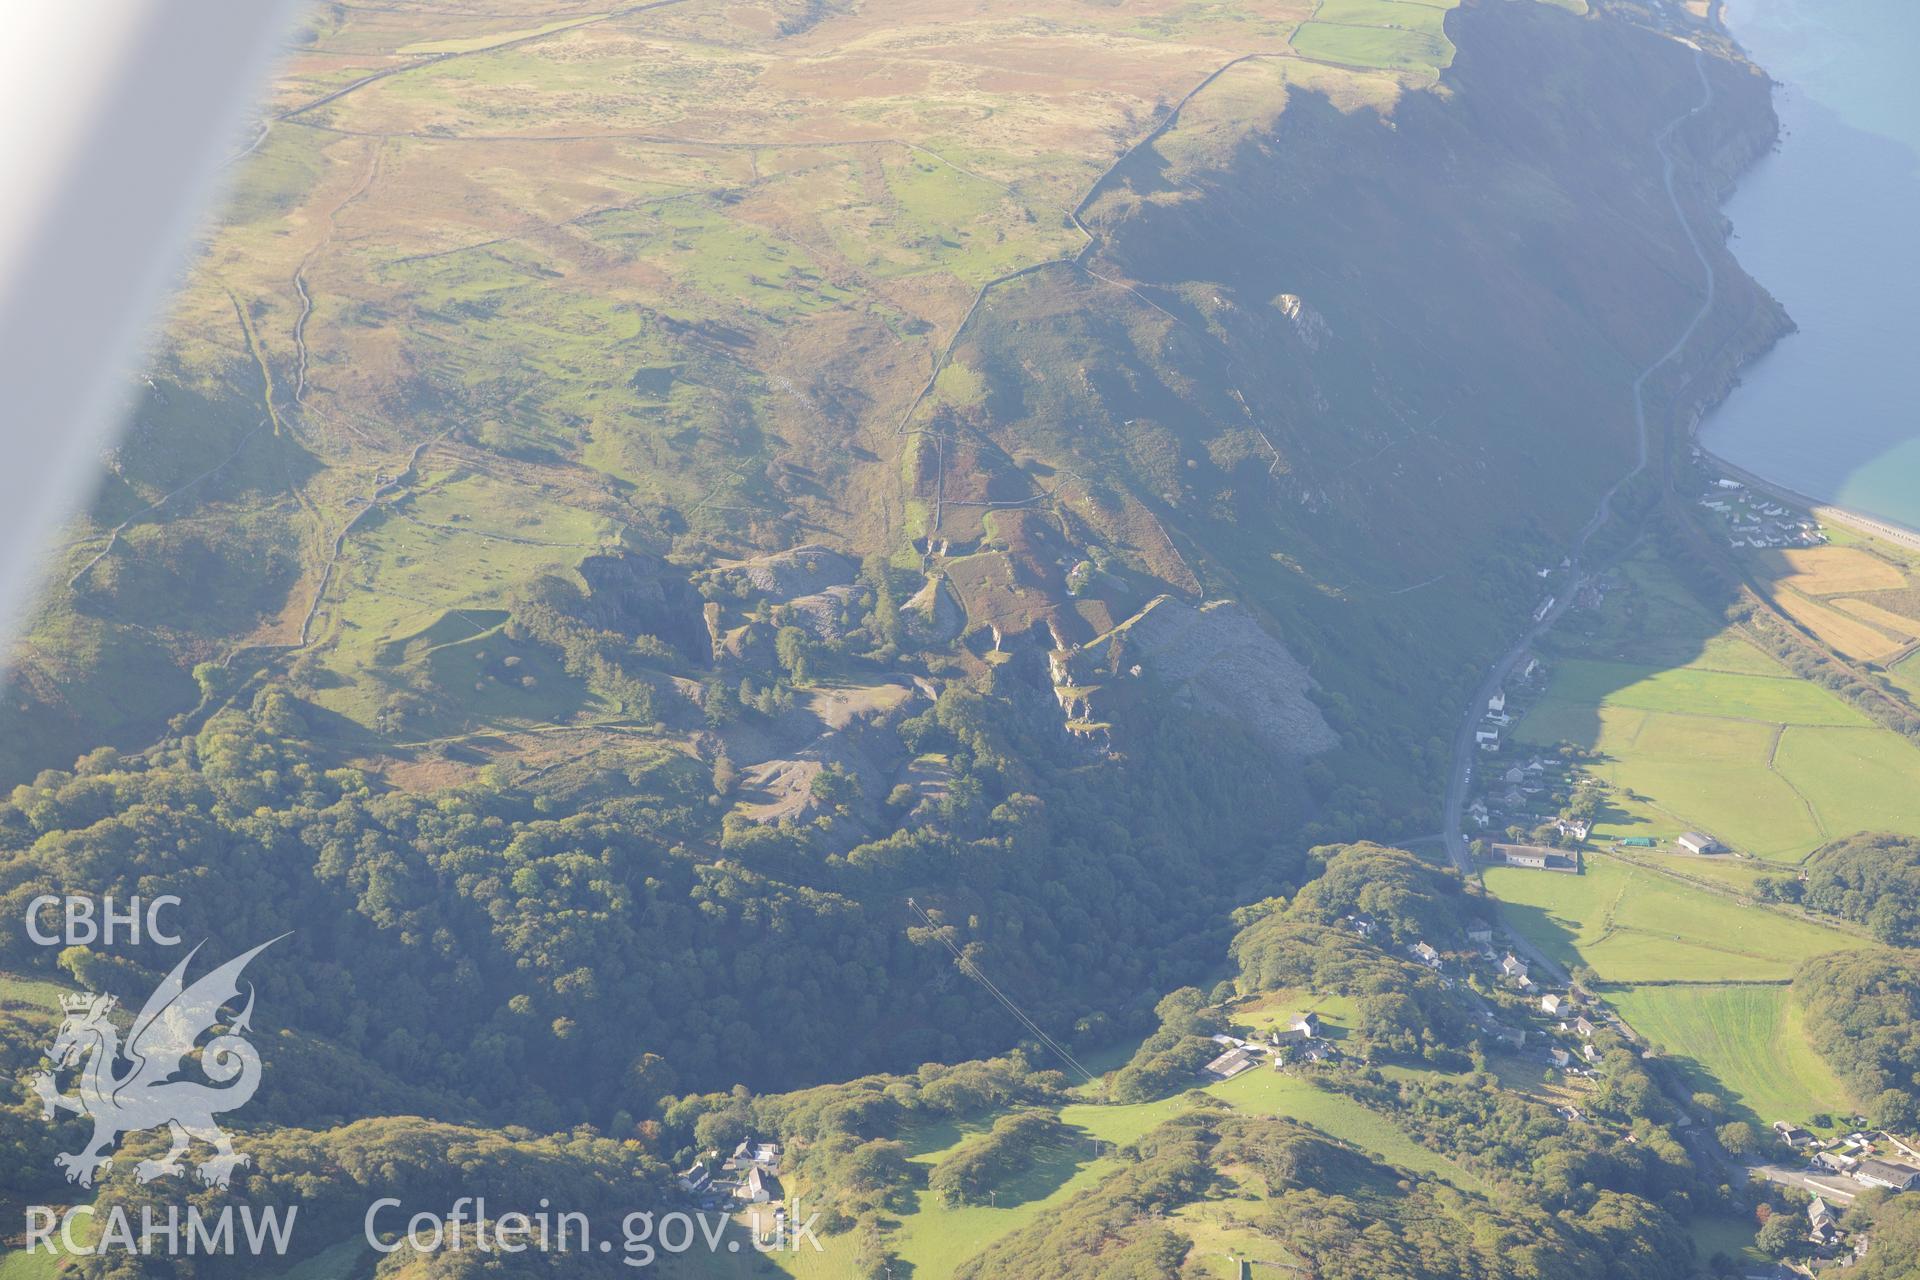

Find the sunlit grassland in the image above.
[
  {"left": 863, "top": 151, "right": 1077, "bottom": 286},
  {"left": 593, "top": 200, "right": 856, "bottom": 321},
  {"left": 306, "top": 462, "right": 610, "bottom": 731},
  {"left": 1776, "top": 726, "right": 1920, "bottom": 840},
  {"left": 1527, "top": 703, "right": 1824, "bottom": 858},
  {"left": 0, "top": 972, "right": 69, "bottom": 1011},
  {"left": 1513, "top": 610, "right": 1920, "bottom": 859},
  {"left": 1291, "top": 0, "right": 1460, "bottom": 75},
  {"left": 1522, "top": 658, "right": 1870, "bottom": 727},
  {"left": 761, "top": 1063, "right": 1478, "bottom": 1279},
  {"left": 1892, "top": 650, "right": 1920, "bottom": 701},
  {"left": 1484, "top": 855, "right": 1864, "bottom": 984},
  {"left": 1228, "top": 990, "right": 1361, "bottom": 1040},
  {"left": 1517, "top": 693, "right": 1920, "bottom": 862},
  {"left": 1314, "top": 0, "right": 1453, "bottom": 38},
  {"left": 1609, "top": 984, "right": 1854, "bottom": 1125},
  {"left": 1604, "top": 847, "right": 1777, "bottom": 895}
]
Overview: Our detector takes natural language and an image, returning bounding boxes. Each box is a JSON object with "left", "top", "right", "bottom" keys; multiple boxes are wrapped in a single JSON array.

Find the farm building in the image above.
[
  {"left": 1676, "top": 831, "right": 1723, "bottom": 855},
  {"left": 1853, "top": 1160, "right": 1920, "bottom": 1192},
  {"left": 1486, "top": 843, "right": 1578, "bottom": 872},
  {"left": 1204, "top": 1047, "right": 1258, "bottom": 1080}
]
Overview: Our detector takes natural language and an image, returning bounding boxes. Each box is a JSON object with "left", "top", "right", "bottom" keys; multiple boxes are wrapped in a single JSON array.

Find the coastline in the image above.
[
  {"left": 1691, "top": 0, "right": 1920, "bottom": 556},
  {"left": 1697, "top": 445, "right": 1920, "bottom": 554}
]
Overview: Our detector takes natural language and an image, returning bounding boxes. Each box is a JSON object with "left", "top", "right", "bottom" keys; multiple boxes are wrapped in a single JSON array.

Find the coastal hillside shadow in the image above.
[{"left": 1505, "top": 540, "right": 1756, "bottom": 766}]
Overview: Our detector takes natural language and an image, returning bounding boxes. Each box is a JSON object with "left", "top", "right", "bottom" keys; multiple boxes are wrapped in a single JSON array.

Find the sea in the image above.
[{"left": 1697, "top": 0, "right": 1920, "bottom": 533}]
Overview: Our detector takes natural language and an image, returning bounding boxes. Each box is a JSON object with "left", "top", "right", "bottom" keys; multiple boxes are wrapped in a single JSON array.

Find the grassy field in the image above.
[
  {"left": 1515, "top": 634, "right": 1920, "bottom": 860},
  {"left": 1484, "top": 855, "right": 1864, "bottom": 984},
  {"left": 0, "top": 1251, "right": 63, "bottom": 1280},
  {"left": 1688, "top": 1214, "right": 1764, "bottom": 1273},
  {"left": 761, "top": 1054, "right": 1479, "bottom": 1278},
  {"left": 0, "top": 973, "right": 68, "bottom": 1011},
  {"left": 1610, "top": 984, "right": 1854, "bottom": 1125},
  {"left": 1292, "top": 20, "right": 1455, "bottom": 74},
  {"left": 1777, "top": 726, "right": 1920, "bottom": 838},
  {"left": 1760, "top": 545, "right": 1908, "bottom": 595},
  {"left": 1603, "top": 848, "right": 1777, "bottom": 895},
  {"left": 1893, "top": 649, "right": 1920, "bottom": 702},
  {"left": 1488, "top": 537, "right": 1920, "bottom": 1129},
  {"left": 1523, "top": 657, "right": 1870, "bottom": 727}
]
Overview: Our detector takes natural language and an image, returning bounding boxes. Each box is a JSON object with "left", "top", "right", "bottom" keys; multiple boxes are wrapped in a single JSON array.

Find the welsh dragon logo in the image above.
[{"left": 31, "top": 936, "right": 283, "bottom": 1188}]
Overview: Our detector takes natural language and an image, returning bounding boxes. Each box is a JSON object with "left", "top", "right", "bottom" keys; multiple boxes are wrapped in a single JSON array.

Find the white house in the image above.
[
  {"left": 736, "top": 1165, "right": 778, "bottom": 1204},
  {"left": 1488, "top": 690, "right": 1507, "bottom": 714},
  {"left": 1540, "top": 994, "right": 1564, "bottom": 1016},
  {"left": 1555, "top": 817, "right": 1592, "bottom": 842}
]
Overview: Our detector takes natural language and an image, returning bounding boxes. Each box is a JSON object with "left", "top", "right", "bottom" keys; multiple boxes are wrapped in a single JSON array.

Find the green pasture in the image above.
[
  {"left": 1312, "top": 0, "right": 1452, "bottom": 38},
  {"left": 1292, "top": 14, "right": 1455, "bottom": 74},
  {"left": 1522, "top": 658, "right": 1869, "bottom": 729},
  {"left": 1687, "top": 1214, "right": 1763, "bottom": 1272},
  {"left": 1610, "top": 984, "right": 1855, "bottom": 1126},
  {"left": 1513, "top": 630, "right": 1920, "bottom": 859},
  {"left": 1889, "top": 648, "right": 1920, "bottom": 698},
  {"left": 1483, "top": 856, "right": 1863, "bottom": 984},
  {"left": 307, "top": 461, "right": 610, "bottom": 732},
  {"left": 1603, "top": 848, "right": 1776, "bottom": 896},
  {"left": 1777, "top": 726, "right": 1920, "bottom": 841},
  {"left": 765, "top": 1054, "right": 1477, "bottom": 1278},
  {"left": 0, "top": 972, "right": 71, "bottom": 1012}
]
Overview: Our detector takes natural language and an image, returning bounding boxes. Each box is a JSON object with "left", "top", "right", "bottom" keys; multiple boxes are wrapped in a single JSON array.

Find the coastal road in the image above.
[
  {"left": 1433, "top": 44, "right": 1792, "bottom": 1193},
  {"left": 1440, "top": 42, "right": 1717, "bottom": 875}
]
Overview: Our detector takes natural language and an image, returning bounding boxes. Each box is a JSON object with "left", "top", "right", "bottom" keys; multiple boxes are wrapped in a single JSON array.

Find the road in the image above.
[
  {"left": 1430, "top": 45, "right": 1823, "bottom": 1194},
  {"left": 1440, "top": 41, "right": 1717, "bottom": 876},
  {"left": 1752, "top": 1163, "right": 1859, "bottom": 1204}
]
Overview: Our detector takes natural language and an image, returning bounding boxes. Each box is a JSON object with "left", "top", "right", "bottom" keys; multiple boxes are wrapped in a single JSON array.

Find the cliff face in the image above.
[{"left": 921, "top": 0, "right": 1787, "bottom": 800}]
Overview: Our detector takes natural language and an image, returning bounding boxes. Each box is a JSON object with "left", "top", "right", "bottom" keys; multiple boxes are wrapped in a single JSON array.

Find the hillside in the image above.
[
  {"left": 4, "top": 0, "right": 1779, "bottom": 816},
  {"left": 9, "top": 1, "right": 1896, "bottom": 1278}
]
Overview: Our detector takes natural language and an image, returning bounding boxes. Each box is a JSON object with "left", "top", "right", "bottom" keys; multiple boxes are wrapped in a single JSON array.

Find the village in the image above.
[
  {"left": 1267, "top": 912, "right": 1920, "bottom": 1273},
  {"left": 1460, "top": 654, "right": 1603, "bottom": 871},
  {"left": 1689, "top": 452, "right": 1831, "bottom": 551}
]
